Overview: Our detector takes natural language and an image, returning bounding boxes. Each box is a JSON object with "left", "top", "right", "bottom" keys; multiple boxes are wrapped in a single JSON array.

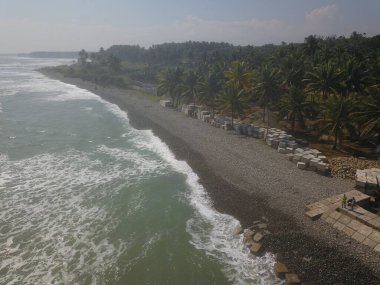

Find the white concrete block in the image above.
[
  {"left": 286, "top": 147, "right": 294, "bottom": 154},
  {"left": 318, "top": 155, "right": 328, "bottom": 162},
  {"left": 297, "top": 162, "right": 307, "bottom": 170},
  {"left": 286, "top": 153, "right": 294, "bottom": 161},
  {"left": 278, "top": 147, "right": 287, "bottom": 154}
]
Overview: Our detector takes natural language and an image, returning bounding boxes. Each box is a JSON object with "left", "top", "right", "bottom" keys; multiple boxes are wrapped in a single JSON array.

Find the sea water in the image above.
[{"left": 0, "top": 56, "right": 281, "bottom": 285}]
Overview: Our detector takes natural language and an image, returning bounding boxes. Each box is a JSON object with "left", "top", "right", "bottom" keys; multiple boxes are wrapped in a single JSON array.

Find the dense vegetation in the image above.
[{"left": 60, "top": 33, "right": 380, "bottom": 155}]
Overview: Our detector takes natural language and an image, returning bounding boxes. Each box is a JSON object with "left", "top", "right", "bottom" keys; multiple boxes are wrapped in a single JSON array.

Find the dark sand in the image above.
[{"left": 41, "top": 69, "right": 380, "bottom": 284}]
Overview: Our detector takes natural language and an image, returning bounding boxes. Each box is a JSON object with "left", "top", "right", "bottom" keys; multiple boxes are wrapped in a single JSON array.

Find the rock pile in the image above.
[
  {"left": 237, "top": 220, "right": 270, "bottom": 256},
  {"left": 330, "top": 156, "right": 380, "bottom": 179}
]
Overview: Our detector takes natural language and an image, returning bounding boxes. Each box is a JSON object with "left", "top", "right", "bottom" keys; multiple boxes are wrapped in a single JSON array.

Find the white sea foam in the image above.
[
  {"left": 135, "top": 131, "right": 282, "bottom": 285},
  {"left": 0, "top": 146, "right": 166, "bottom": 285}
]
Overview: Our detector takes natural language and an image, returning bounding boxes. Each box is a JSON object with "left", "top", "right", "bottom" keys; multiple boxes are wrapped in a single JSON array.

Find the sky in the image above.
[{"left": 0, "top": 0, "right": 379, "bottom": 53}]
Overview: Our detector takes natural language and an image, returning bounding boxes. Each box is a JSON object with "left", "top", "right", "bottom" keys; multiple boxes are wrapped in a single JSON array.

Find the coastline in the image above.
[{"left": 40, "top": 69, "right": 380, "bottom": 284}]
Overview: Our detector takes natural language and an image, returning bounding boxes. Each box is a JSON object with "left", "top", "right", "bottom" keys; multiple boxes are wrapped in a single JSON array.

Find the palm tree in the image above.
[
  {"left": 224, "top": 61, "right": 253, "bottom": 90},
  {"left": 182, "top": 70, "right": 199, "bottom": 104},
  {"left": 317, "top": 96, "right": 355, "bottom": 149},
  {"left": 253, "top": 64, "right": 281, "bottom": 123},
  {"left": 343, "top": 59, "right": 369, "bottom": 96},
  {"left": 303, "top": 61, "right": 344, "bottom": 101},
  {"left": 351, "top": 92, "right": 380, "bottom": 140},
  {"left": 157, "top": 67, "right": 183, "bottom": 108},
  {"left": 217, "top": 84, "right": 249, "bottom": 128},
  {"left": 303, "top": 35, "right": 319, "bottom": 59},
  {"left": 198, "top": 70, "right": 222, "bottom": 113},
  {"left": 278, "top": 87, "right": 311, "bottom": 131}
]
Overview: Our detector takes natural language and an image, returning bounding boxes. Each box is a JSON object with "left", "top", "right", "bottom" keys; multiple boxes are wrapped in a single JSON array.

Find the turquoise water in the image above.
[{"left": 0, "top": 56, "right": 280, "bottom": 285}]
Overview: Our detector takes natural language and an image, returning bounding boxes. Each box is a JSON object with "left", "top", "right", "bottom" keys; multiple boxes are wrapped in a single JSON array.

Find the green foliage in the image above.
[
  {"left": 253, "top": 64, "right": 282, "bottom": 122},
  {"left": 157, "top": 67, "right": 184, "bottom": 108},
  {"left": 217, "top": 84, "right": 250, "bottom": 126},
  {"left": 351, "top": 91, "right": 380, "bottom": 139},
  {"left": 304, "top": 61, "right": 344, "bottom": 99},
  {"left": 278, "top": 87, "right": 312, "bottom": 131},
  {"left": 317, "top": 96, "right": 355, "bottom": 149}
]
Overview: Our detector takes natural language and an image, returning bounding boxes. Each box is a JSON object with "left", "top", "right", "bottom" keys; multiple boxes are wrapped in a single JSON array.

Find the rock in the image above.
[
  {"left": 274, "top": 262, "right": 289, "bottom": 278},
  {"left": 257, "top": 223, "right": 267, "bottom": 229},
  {"left": 285, "top": 273, "right": 301, "bottom": 285},
  {"left": 263, "top": 230, "right": 271, "bottom": 235},
  {"left": 249, "top": 242, "right": 263, "bottom": 255},
  {"left": 234, "top": 225, "right": 243, "bottom": 235},
  {"left": 243, "top": 229, "right": 255, "bottom": 238},
  {"left": 253, "top": 232, "right": 264, "bottom": 242},
  {"left": 243, "top": 236, "right": 254, "bottom": 247},
  {"left": 303, "top": 256, "right": 312, "bottom": 262}
]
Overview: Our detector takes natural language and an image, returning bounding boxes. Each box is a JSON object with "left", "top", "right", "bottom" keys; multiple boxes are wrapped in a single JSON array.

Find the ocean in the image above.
[{"left": 0, "top": 56, "right": 281, "bottom": 285}]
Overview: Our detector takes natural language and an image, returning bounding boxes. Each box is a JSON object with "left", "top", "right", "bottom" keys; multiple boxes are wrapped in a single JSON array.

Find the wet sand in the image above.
[{"left": 40, "top": 69, "right": 380, "bottom": 284}]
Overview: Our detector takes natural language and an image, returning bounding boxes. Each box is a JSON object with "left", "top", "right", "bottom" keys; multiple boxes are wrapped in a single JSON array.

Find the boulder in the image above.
[
  {"left": 274, "top": 262, "right": 289, "bottom": 278},
  {"left": 243, "top": 229, "right": 255, "bottom": 238},
  {"left": 249, "top": 242, "right": 263, "bottom": 255},
  {"left": 234, "top": 225, "right": 243, "bottom": 235},
  {"left": 256, "top": 223, "right": 267, "bottom": 229},
  {"left": 253, "top": 232, "right": 264, "bottom": 242},
  {"left": 285, "top": 273, "right": 301, "bottom": 285}
]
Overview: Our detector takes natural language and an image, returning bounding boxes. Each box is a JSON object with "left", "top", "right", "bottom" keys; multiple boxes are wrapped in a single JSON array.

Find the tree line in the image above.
[
  {"left": 155, "top": 33, "right": 380, "bottom": 152},
  {"left": 66, "top": 33, "right": 380, "bottom": 153}
]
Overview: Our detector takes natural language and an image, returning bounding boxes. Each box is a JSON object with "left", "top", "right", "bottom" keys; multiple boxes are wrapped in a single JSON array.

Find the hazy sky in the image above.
[{"left": 0, "top": 0, "right": 379, "bottom": 53}]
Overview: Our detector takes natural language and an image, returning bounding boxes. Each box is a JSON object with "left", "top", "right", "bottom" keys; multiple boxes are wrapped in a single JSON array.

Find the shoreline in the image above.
[{"left": 40, "top": 69, "right": 380, "bottom": 284}]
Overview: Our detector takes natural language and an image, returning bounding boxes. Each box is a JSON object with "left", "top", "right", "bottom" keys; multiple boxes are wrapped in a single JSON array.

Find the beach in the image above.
[{"left": 41, "top": 69, "right": 380, "bottom": 284}]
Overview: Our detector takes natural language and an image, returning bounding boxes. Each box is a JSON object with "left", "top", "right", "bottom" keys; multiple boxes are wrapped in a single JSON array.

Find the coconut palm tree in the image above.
[
  {"left": 343, "top": 59, "right": 369, "bottom": 96},
  {"left": 217, "top": 84, "right": 249, "bottom": 128},
  {"left": 303, "top": 61, "right": 344, "bottom": 101},
  {"left": 351, "top": 92, "right": 380, "bottom": 140},
  {"left": 303, "top": 35, "right": 319, "bottom": 58},
  {"left": 157, "top": 67, "right": 183, "bottom": 108},
  {"left": 253, "top": 64, "right": 281, "bottom": 123},
  {"left": 317, "top": 96, "right": 355, "bottom": 149},
  {"left": 224, "top": 61, "right": 253, "bottom": 90},
  {"left": 278, "top": 87, "right": 312, "bottom": 131},
  {"left": 198, "top": 70, "right": 222, "bottom": 113},
  {"left": 182, "top": 70, "right": 199, "bottom": 104}
]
